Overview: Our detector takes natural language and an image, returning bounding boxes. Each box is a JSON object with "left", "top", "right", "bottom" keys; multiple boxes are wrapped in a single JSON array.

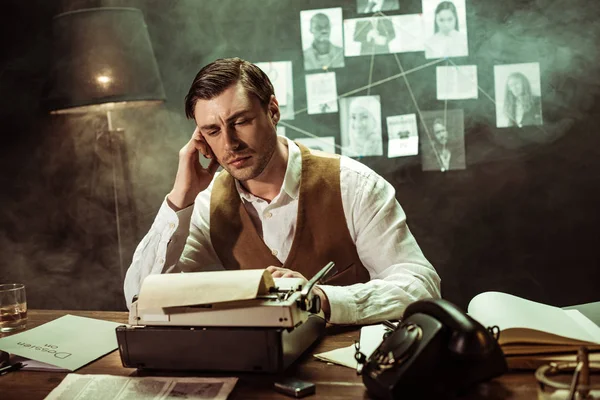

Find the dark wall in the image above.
[{"left": 0, "top": 0, "right": 599, "bottom": 311}]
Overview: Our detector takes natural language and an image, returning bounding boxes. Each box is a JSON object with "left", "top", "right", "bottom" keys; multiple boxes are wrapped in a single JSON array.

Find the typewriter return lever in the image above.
[{"left": 299, "top": 261, "right": 337, "bottom": 314}]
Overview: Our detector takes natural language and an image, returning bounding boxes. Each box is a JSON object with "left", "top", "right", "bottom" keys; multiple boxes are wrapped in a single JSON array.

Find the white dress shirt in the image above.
[{"left": 124, "top": 137, "right": 441, "bottom": 325}]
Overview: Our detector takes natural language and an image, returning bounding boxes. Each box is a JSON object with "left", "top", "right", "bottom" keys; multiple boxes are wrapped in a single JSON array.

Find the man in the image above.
[
  {"left": 124, "top": 58, "right": 441, "bottom": 325},
  {"left": 303, "top": 13, "right": 345, "bottom": 71}
]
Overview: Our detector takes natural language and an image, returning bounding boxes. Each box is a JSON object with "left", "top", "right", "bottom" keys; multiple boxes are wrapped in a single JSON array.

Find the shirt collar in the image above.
[{"left": 234, "top": 136, "right": 301, "bottom": 202}]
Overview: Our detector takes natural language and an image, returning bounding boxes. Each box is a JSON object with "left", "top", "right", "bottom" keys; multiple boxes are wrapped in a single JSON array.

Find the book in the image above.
[
  {"left": 467, "top": 292, "right": 600, "bottom": 358},
  {"left": 0, "top": 314, "right": 121, "bottom": 371}
]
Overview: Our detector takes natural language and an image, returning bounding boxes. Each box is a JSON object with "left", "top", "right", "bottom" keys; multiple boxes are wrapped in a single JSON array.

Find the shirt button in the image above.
[
  {"left": 158, "top": 258, "right": 165, "bottom": 264},
  {"left": 265, "top": 212, "right": 273, "bottom": 219},
  {"left": 169, "top": 223, "right": 175, "bottom": 229},
  {"left": 271, "top": 249, "right": 278, "bottom": 256}
]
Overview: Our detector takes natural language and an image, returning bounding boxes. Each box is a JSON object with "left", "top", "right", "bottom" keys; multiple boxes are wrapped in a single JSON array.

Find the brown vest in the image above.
[{"left": 209, "top": 142, "right": 370, "bottom": 286}]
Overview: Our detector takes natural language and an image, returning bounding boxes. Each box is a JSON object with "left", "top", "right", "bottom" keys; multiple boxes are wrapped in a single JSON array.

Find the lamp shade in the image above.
[{"left": 44, "top": 7, "right": 166, "bottom": 114}]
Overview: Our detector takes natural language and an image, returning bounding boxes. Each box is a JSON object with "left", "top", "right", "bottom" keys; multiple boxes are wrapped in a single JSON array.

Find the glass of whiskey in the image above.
[{"left": 0, "top": 284, "right": 27, "bottom": 332}]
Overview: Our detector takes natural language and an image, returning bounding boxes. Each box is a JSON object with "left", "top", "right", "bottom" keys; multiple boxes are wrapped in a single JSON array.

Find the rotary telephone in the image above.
[{"left": 356, "top": 298, "right": 507, "bottom": 399}]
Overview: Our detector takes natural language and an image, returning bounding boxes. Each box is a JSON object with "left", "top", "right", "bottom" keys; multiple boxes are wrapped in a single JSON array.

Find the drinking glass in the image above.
[{"left": 0, "top": 284, "right": 27, "bottom": 332}]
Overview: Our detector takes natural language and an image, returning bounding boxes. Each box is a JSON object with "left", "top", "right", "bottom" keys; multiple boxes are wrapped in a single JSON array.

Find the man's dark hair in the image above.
[{"left": 184, "top": 57, "right": 274, "bottom": 120}]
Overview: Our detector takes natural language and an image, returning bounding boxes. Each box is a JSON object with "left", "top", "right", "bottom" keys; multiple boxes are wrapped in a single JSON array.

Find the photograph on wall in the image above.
[
  {"left": 305, "top": 72, "right": 338, "bottom": 115},
  {"left": 436, "top": 65, "right": 478, "bottom": 100},
  {"left": 339, "top": 95, "right": 383, "bottom": 157},
  {"left": 344, "top": 15, "right": 424, "bottom": 56},
  {"left": 254, "top": 61, "right": 295, "bottom": 120},
  {"left": 419, "top": 109, "right": 466, "bottom": 171},
  {"left": 494, "top": 62, "right": 543, "bottom": 128},
  {"left": 389, "top": 14, "right": 426, "bottom": 53},
  {"left": 356, "top": 0, "right": 400, "bottom": 14},
  {"left": 422, "top": 0, "right": 469, "bottom": 59},
  {"left": 387, "top": 114, "right": 419, "bottom": 158},
  {"left": 296, "top": 136, "right": 337, "bottom": 154},
  {"left": 300, "top": 8, "right": 345, "bottom": 71}
]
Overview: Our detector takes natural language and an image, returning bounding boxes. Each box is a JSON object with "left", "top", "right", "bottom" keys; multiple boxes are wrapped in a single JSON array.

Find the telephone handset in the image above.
[{"left": 358, "top": 299, "right": 507, "bottom": 399}]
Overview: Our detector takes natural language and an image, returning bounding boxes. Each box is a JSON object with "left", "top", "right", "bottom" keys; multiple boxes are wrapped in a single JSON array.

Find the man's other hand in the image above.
[
  {"left": 167, "top": 127, "right": 220, "bottom": 210},
  {"left": 266, "top": 266, "right": 307, "bottom": 279},
  {"left": 266, "top": 266, "right": 331, "bottom": 320}
]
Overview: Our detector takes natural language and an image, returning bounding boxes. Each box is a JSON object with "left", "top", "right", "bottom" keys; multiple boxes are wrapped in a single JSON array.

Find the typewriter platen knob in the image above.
[{"left": 309, "top": 294, "right": 321, "bottom": 314}]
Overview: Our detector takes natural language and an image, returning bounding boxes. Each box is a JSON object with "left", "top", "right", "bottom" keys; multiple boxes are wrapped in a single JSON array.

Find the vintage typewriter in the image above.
[{"left": 116, "top": 262, "right": 335, "bottom": 373}]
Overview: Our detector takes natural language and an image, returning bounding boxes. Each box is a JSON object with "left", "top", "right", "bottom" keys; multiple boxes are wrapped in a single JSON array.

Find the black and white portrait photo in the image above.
[
  {"left": 422, "top": 0, "right": 469, "bottom": 59},
  {"left": 255, "top": 61, "right": 295, "bottom": 120},
  {"left": 387, "top": 114, "right": 419, "bottom": 158},
  {"left": 296, "top": 136, "right": 337, "bottom": 154},
  {"left": 436, "top": 65, "right": 478, "bottom": 100},
  {"left": 305, "top": 72, "right": 338, "bottom": 115},
  {"left": 344, "top": 16, "right": 397, "bottom": 56},
  {"left": 419, "top": 109, "right": 466, "bottom": 171},
  {"left": 356, "top": 0, "right": 400, "bottom": 14},
  {"left": 494, "top": 62, "right": 543, "bottom": 128},
  {"left": 300, "top": 8, "right": 345, "bottom": 71},
  {"left": 339, "top": 95, "right": 383, "bottom": 157},
  {"left": 345, "top": 15, "right": 424, "bottom": 56}
]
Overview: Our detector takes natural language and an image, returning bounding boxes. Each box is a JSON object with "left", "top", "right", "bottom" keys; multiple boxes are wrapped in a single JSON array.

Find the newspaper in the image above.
[{"left": 45, "top": 374, "right": 238, "bottom": 400}]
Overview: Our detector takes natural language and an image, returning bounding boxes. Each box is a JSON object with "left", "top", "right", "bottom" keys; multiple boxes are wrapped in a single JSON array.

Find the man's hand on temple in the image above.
[
  {"left": 167, "top": 127, "right": 220, "bottom": 210},
  {"left": 266, "top": 266, "right": 331, "bottom": 320}
]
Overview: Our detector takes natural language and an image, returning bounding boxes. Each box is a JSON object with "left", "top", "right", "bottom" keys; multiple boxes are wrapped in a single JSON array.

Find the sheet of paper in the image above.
[
  {"left": 305, "top": 72, "right": 338, "bottom": 115},
  {"left": 386, "top": 114, "right": 419, "bottom": 158},
  {"left": 138, "top": 269, "right": 275, "bottom": 309},
  {"left": 359, "top": 324, "right": 389, "bottom": 356},
  {"left": 436, "top": 65, "right": 479, "bottom": 100},
  {"left": 314, "top": 323, "right": 389, "bottom": 369},
  {"left": 314, "top": 344, "right": 356, "bottom": 368},
  {"left": 45, "top": 374, "right": 238, "bottom": 400},
  {"left": 0, "top": 315, "right": 120, "bottom": 371}
]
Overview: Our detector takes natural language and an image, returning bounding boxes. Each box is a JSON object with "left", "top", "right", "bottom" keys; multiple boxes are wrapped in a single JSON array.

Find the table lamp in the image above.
[{"left": 43, "top": 7, "right": 166, "bottom": 281}]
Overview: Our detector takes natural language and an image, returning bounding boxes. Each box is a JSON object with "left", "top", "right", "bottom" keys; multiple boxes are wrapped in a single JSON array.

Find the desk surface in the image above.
[{"left": 0, "top": 310, "right": 541, "bottom": 400}]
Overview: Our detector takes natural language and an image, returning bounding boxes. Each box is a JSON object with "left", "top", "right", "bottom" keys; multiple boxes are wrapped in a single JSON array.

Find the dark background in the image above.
[{"left": 1, "top": 0, "right": 599, "bottom": 312}]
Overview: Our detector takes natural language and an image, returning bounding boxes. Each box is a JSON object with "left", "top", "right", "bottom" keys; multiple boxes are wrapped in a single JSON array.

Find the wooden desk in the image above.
[{"left": 0, "top": 310, "right": 539, "bottom": 400}]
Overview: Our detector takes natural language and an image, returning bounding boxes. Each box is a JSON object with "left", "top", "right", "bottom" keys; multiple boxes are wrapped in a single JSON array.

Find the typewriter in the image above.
[{"left": 116, "top": 262, "right": 335, "bottom": 373}]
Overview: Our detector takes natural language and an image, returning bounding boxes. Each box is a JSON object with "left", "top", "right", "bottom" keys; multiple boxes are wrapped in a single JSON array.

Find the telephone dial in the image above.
[{"left": 356, "top": 298, "right": 507, "bottom": 399}]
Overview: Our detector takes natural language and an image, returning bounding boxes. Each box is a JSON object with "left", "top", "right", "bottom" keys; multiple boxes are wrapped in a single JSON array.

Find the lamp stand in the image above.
[{"left": 90, "top": 110, "right": 138, "bottom": 282}]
